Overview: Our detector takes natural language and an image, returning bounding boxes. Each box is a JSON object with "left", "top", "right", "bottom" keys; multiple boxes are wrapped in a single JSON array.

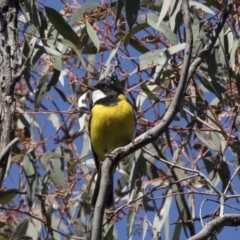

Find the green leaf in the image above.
[
  {"left": 142, "top": 203, "right": 148, "bottom": 240},
  {"left": 34, "top": 74, "right": 48, "bottom": 109},
  {"left": 129, "top": 37, "right": 149, "bottom": 54},
  {"left": 139, "top": 49, "right": 164, "bottom": 71},
  {"left": 48, "top": 113, "right": 60, "bottom": 131},
  {"left": 140, "top": 80, "right": 159, "bottom": 101},
  {"left": 42, "top": 46, "right": 63, "bottom": 58},
  {"left": 31, "top": 46, "right": 44, "bottom": 67},
  {"left": 47, "top": 57, "right": 62, "bottom": 91},
  {"left": 230, "top": 39, "right": 239, "bottom": 69},
  {"left": 224, "top": 27, "right": 234, "bottom": 54},
  {"left": 22, "top": 36, "right": 30, "bottom": 59},
  {"left": 123, "top": 32, "right": 131, "bottom": 50},
  {"left": 46, "top": 203, "right": 53, "bottom": 231},
  {"left": 235, "top": 71, "right": 240, "bottom": 96},
  {"left": 156, "top": 0, "right": 171, "bottom": 27},
  {"left": 189, "top": 1, "right": 215, "bottom": 15},
  {"left": 128, "top": 150, "right": 142, "bottom": 203},
  {"left": 10, "top": 219, "right": 29, "bottom": 240},
  {"left": 23, "top": 152, "right": 37, "bottom": 208},
  {"left": 40, "top": 152, "right": 60, "bottom": 170},
  {"left": 70, "top": 2, "right": 100, "bottom": 25},
  {"left": 24, "top": 65, "right": 34, "bottom": 93},
  {"left": 153, "top": 188, "right": 172, "bottom": 238},
  {"left": 127, "top": 207, "right": 138, "bottom": 239},
  {"left": 54, "top": 87, "right": 68, "bottom": 102},
  {"left": 143, "top": 12, "right": 178, "bottom": 45},
  {"left": 115, "top": 0, "right": 124, "bottom": 26},
  {"left": 172, "top": 218, "right": 182, "bottom": 240},
  {"left": 0, "top": 189, "right": 17, "bottom": 205},
  {"left": 18, "top": 113, "right": 31, "bottom": 129},
  {"left": 59, "top": 39, "right": 86, "bottom": 68},
  {"left": 125, "top": 0, "right": 140, "bottom": 30},
  {"left": 170, "top": 0, "right": 183, "bottom": 32},
  {"left": 103, "top": 222, "right": 114, "bottom": 239},
  {"left": 154, "top": 43, "right": 186, "bottom": 84},
  {"left": 38, "top": 9, "right": 48, "bottom": 39},
  {"left": 100, "top": 42, "right": 121, "bottom": 80},
  {"left": 25, "top": 0, "right": 41, "bottom": 30},
  {"left": 45, "top": 6, "right": 80, "bottom": 47},
  {"left": 229, "top": 140, "right": 240, "bottom": 178},
  {"left": 40, "top": 150, "right": 65, "bottom": 189},
  {"left": 86, "top": 22, "right": 100, "bottom": 52},
  {"left": 194, "top": 128, "right": 218, "bottom": 151},
  {"left": 52, "top": 147, "right": 66, "bottom": 189}
]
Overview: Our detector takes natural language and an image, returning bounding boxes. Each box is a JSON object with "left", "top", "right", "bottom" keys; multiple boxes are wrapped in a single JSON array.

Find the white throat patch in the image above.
[{"left": 92, "top": 89, "right": 107, "bottom": 104}]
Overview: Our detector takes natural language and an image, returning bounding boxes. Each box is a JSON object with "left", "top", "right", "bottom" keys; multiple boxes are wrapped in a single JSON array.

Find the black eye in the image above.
[{"left": 103, "top": 85, "right": 109, "bottom": 90}]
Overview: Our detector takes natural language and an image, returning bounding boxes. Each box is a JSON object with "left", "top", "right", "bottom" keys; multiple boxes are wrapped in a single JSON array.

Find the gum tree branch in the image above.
[{"left": 188, "top": 214, "right": 240, "bottom": 240}]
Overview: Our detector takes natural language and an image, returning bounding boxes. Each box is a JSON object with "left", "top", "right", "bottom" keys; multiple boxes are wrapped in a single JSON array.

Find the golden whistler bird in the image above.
[{"left": 88, "top": 81, "right": 135, "bottom": 208}]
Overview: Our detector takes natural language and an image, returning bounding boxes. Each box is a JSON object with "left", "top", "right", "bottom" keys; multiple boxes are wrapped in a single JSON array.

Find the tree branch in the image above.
[{"left": 188, "top": 214, "right": 240, "bottom": 240}]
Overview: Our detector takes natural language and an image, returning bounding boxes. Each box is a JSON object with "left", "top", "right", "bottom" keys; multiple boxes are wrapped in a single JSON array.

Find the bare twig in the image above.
[{"left": 142, "top": 148, "right": 223, "bottom": 196}]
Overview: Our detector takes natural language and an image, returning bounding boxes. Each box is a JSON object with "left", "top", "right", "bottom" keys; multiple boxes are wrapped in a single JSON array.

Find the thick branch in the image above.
[{"left": 188, "top": 214, "right": 240, "bottom": 240}]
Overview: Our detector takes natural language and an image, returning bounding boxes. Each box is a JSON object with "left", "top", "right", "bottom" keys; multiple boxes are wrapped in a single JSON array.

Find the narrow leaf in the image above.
[
  {"left": 47, "top": 57, "right": 62, "bottom": 91},
  {"left": 140, "top": 80, "right": 159, "bottom": 101},
  {"left": 144, "top": 12, "right": 178, "bottom": 45},
  {"left": 70, "top": 2, "right": 100, "bottom": 24},
  {"left": 189, "top": 1, "right": 215, "bottom": 15},
  {"left": 115, "top": 0, "right": 124, "bottom": 26},
  {"left": 194, "top": 128, "right": 218, "bottom": 151},
  {"left": 45, "top": 6, "right": 80, "bottom": 47},
  {"left": 86, "top": 22, "right": 100, "bottom": 52},
  {"left": 156, "top": 0, "right": 171, "bottom": 27},
  {"left": 34, "top": 74, "right": 48, "bottom": 109},
  {"left": 59, "top": 39, "right": 86, "bottom": 68},
  {"left": 125, "top": 0, "right": 140, "bottom": 30},
  {"left": 154, "top": 43, "right": 185, "bottom": 83},
  {"left": 10, "top": 220, "right": 29, "bottom": 240},
  {"left": 23, "top": 152, "right": 37, "bottom": 208},
  {"left": 0, "top": 189, "right": 17, "bottom": 205}
]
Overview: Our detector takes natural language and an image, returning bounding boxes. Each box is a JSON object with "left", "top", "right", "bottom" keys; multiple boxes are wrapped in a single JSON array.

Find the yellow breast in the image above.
[{"left": 90, "top": 95, "right": 135, "bottom": 162}]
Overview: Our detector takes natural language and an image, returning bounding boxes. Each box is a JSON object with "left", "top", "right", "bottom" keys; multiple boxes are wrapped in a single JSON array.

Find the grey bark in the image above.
[{"left": 0, "top": 0, "right": 19, "bottom": 185}]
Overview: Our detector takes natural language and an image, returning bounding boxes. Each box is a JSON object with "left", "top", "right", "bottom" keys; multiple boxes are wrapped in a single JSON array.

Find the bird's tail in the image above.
[{"left": 91, "top": 167, "right": 114, "bottom": 209}]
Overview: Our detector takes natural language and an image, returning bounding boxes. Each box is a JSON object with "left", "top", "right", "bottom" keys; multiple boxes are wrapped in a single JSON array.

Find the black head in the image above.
[{"left": 88, "top": 81, "right": 124, "bottom": 104}]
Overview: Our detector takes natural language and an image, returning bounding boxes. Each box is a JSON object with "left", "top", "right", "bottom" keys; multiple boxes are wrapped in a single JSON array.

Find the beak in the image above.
[{"left": 87, "top": 86, "right": 95, "bottom": 91}]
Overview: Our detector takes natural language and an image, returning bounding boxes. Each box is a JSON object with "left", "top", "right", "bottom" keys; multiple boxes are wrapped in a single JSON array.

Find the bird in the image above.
[{"left": 88, "top": 80, "right": 135, "bottom": 209}]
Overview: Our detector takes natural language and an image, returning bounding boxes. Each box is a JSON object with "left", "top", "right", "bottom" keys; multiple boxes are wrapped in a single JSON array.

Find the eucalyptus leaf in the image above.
[
  {"left": 10, "top": 219, "right": 29, "bottom": 240},
  {"left": 70, "top": 2, "right": 100, "bottom": 24},
  {"left": 45, "top": 6, "right": 80, "bottom": 47},
  {"left": 125, "top": 0, "right": 140, "bottom": 30},
  {"left": 86, "top": 22, "right": 100, "bottom": 52}
]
